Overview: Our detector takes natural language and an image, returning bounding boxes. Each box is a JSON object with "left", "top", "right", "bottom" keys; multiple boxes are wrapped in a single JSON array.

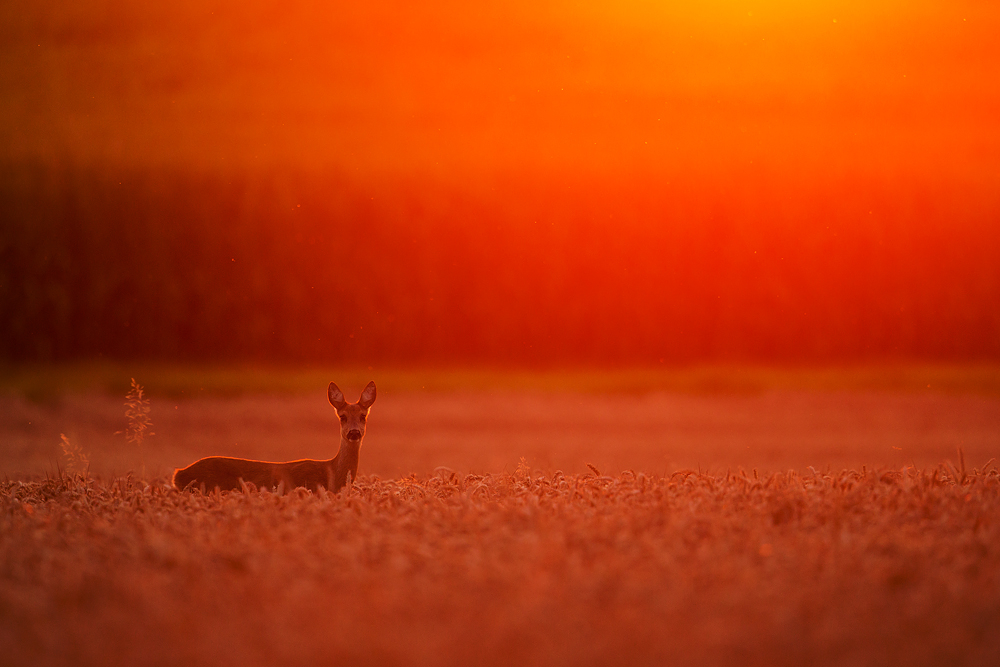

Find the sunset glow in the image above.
[
  {"left": 6, "top": 1, "right": 996, "bottom": 175},
  {"left": 4, "top": 6, "right": 1000, "bottom": 666},
  {"left": 2, "top": 1, "right": 998, "bottom": 362}
]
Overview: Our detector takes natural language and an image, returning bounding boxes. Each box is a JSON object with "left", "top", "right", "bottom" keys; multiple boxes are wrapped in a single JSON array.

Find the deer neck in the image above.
[{"left": 333, "top": 435, "right": 361, "bottom": 482}]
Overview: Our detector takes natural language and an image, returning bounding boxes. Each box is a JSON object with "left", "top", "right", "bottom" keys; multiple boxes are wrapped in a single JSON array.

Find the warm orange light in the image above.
[
  {"left": 5, "top": 1, "right": 996, "bottom": 179},
  {"left": 2, "top": 1, "right": 998, "bottom": 362}
]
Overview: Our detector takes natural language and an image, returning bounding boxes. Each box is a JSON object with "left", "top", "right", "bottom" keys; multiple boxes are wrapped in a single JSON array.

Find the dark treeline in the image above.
[{"left": 2, "top": 162, "right": 998, "bottom": 364}]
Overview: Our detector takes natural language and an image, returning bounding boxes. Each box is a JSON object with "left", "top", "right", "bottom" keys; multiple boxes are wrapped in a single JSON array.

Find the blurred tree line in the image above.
[{"left": 2, "top": 162, "right": 998, "bottom": 364}]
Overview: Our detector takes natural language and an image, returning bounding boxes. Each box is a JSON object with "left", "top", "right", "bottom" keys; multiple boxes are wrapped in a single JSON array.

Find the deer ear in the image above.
[
  {"left": 358, "top": 381, "right": 376, "bottom": 409},
  {"left": 328, "top": 382, "right": 347, "bottom": 409}
]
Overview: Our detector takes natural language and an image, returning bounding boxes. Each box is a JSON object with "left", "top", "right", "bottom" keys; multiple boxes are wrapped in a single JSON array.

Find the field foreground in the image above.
[{"left": 2, "top": 466, "right": 998, "bottom": 667}]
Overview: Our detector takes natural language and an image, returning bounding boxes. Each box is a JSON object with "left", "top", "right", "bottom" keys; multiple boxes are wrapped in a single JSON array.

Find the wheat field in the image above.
[
  {"left": 2, "top": 371, "right": 999, "bottom": 666},
  {"left": 2, "top": 464, "right": 998, "bottom": 667}
]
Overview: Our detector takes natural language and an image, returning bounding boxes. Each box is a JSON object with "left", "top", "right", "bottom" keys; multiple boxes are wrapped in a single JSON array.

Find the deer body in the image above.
[{"left": 172, "top": 381, "right": 375, "bottom": 494}]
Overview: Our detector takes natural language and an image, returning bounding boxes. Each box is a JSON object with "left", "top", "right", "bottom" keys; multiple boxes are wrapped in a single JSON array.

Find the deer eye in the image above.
[{"left": 359, "top": 414, "right": 366, "bottom": 421}]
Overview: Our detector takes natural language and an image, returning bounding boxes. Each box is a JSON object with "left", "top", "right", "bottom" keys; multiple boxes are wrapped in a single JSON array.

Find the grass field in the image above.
[
  {"left": 2, "top": 366, "right": 998, "bottom": 665},
  {"left": 2, "top": 466, "right": 998, "bottom": 666},
  {"left": 4, "top": 2, "right": 999, "bottom": 659},
  {"left": 5, "top": 362, "right": 1000, "bottom": 399},
  {"left": 3, "top": 365, "right": 999, "bottom": 478}
]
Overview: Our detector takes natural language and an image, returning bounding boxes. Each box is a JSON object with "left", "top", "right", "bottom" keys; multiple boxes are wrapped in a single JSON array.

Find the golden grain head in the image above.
[{"left": 2, "top": 464, "right": 998, "bottom": 666}]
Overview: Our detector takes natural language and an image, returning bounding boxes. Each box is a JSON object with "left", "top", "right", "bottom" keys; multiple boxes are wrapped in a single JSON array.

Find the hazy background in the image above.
[{"left": 2, "top": 0, "right": 999, "bottom": 365}]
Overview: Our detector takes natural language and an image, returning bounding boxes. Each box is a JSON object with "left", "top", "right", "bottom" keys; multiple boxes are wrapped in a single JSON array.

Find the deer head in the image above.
[{"left": 328, "top": 381, "right": 377, "bottom": 443}]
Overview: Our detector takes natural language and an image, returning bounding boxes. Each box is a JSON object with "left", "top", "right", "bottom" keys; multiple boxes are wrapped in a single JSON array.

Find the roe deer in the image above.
[{"left": 172, "top": 381, "right": 376, "bottom": 494}]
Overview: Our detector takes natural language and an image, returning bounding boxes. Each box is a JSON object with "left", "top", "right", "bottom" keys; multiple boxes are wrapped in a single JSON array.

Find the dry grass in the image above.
[
  {"left": 3, "top": 373, "right": 998, "bottom": 664},
  {"left": 57, "top": 433, "right": 89, "bottom": 475},
  {"left": 2, "top": 465, "right": 998, "bottom": 667}
]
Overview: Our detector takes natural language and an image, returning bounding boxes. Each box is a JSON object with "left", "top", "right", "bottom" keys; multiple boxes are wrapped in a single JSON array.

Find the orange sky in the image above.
[
  {"left": 3, "top": 1, "right": 999, "bottom": 362},
  {"left": 2, "top": 0, "right": 998, "bottom": 182}
]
